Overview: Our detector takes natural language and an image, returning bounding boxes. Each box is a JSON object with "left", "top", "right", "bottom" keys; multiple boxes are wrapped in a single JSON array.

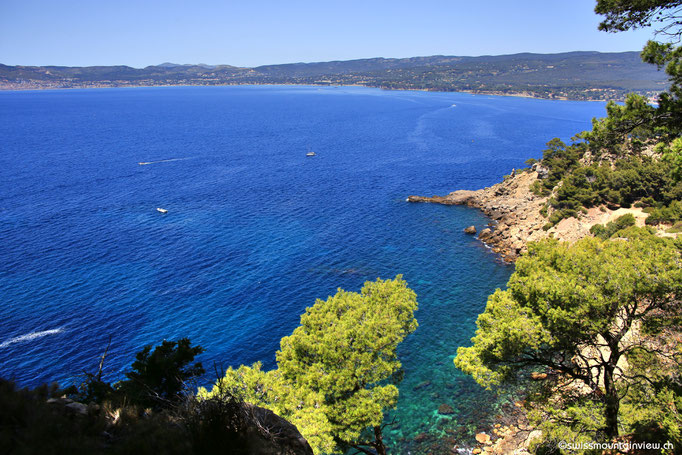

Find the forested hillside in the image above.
[{"left": 0, "top": 51, "right": 667, "bottom": 100}]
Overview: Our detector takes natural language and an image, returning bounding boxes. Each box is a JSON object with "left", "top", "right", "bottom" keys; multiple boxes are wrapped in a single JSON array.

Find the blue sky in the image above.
[{"left": 0, "top": 0, "right": 655, "bottom": 68}]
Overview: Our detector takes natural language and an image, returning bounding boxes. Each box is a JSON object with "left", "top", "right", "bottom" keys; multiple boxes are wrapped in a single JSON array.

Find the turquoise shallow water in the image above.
[{"left": 0, "top": 85, "right": 606, "bottom": 452}]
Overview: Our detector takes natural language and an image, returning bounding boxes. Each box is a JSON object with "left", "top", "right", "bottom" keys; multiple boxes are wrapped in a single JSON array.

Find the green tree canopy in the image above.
[
  {"left": 200, "top": 276, "right": 419, "bottom": 455},
  {"left": 597, "top": 0, "right": 682, "bottom": 137},
  {"left": 596, "top": 0, "right": 682, "bottom": 36},
  {"left": 199, "top": 362, "right": 336, "bottom": 453},
  {"left": 116, "top": 338, "right": 205, "bottom": 408},
  {"left": 658, "top": 136, "right": 682, "bottom": 181},
  {"left": 455, "top": 230, "right": 682, "bottom": 446},
  {"left": 525, "top": 1, "right": 682, "bottom": 227}
]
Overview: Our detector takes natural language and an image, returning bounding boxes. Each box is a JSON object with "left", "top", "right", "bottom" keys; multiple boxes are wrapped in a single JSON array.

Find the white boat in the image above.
[
  {"left": 306, "top": 151, "right": 316, "bottom": 157},
  {"left": 156, "top": 208, "right": 168, "bottom": 214}
]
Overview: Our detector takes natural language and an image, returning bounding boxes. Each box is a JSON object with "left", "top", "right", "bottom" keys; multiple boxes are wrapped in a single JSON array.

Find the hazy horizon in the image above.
[{"left": 1, "top": 49, "right": 646, "bottom": 70}]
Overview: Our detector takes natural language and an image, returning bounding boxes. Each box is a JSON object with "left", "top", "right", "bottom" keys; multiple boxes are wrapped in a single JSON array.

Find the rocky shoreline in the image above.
[
  {"left": 408, "top": 167, "right": 551, "bottom": 262},
  {"left": 407, "top": 165, "right": 657, "bottom": 262},
  {"left": 408, "top": 163, "right": 680, "bottom": 453}
]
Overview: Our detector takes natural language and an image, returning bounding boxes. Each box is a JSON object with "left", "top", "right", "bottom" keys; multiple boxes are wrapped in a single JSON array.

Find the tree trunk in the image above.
[
  {"left": 374, "top": 425, "right": 387, "bottom": 455},
  {"left": 603, "top": 364, "right": 620, "bottom": 439}
]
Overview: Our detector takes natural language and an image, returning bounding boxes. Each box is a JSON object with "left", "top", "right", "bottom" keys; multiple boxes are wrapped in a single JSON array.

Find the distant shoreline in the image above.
[
  {"left": 0, "top": 82, "right": 619, "bottom": 102},
  {"left": 1, "top": 52, "right": 665, "bottom": 102}
]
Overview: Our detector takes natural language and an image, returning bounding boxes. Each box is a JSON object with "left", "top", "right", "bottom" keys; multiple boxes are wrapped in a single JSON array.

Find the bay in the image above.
[{"left": 0, "top": 85, "right": 606, "bottom": 450}]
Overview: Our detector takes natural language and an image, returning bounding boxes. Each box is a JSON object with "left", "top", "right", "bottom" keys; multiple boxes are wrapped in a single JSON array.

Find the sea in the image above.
[{"left": 0, "top": 85, "right": 606, "bottom": 452}]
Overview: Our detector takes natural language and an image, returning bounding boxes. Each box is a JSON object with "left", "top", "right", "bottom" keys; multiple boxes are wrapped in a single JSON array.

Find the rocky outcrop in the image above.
[
  {"left": 463, "top": 404, "right": 541, "bottom": 455},
  {"left": 464, "top": 226, "right": 477, "bottom": 235},
  {"left": 475, "top": 432, "right": 491, "bottom": 444},
  {"left": 407, "top": 189, "right": 480, "bottom": 205},
  {"left": 478, "top": 228, "right": 493, "bottom": 241},
  {"left": 246, "top": 405, "right": 314, "bottom": 455},
  {"left": 42, "top": 396, "right": 313, "bottom": 455},
  {"left": 530, "top": 372, "right": 548, "bottom": 381},
  {"left": 408, "top": 169, "right": 549, "bottom": 261},
  {"left": 407, "top": 167, "right": 663, "bottom": 261}
]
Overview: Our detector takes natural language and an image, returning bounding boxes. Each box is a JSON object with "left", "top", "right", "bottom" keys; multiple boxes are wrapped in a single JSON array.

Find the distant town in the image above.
[{"left": 1, "top": 51, "right": 667, "bottom": 101}]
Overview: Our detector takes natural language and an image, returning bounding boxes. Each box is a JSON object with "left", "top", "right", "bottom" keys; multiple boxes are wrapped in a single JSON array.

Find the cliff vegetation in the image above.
[
  {"left": 2, "top": 277, "right": 418, "bottom": 455},
  {"left": 448, "top": 2, "right": 682, "bottom": 453}
]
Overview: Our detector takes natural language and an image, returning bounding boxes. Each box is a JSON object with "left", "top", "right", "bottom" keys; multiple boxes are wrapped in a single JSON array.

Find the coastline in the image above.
[
  {"left": 408, "top": 168, "right": 550, "bottom": 262},
  {"left": 0, "top": 81, "right": 616, "bottom": 102},
  {"left": 407, "top": 165, "right": 663, "bottom": 262},
  {"left": 407, "top": 166, "right": 676, "bottom": 453}
]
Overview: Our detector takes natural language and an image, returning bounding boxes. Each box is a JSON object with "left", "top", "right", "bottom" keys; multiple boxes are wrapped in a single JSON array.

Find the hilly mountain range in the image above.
[{"left": 0, "top": 51, "right": 669, "bottom": 101}]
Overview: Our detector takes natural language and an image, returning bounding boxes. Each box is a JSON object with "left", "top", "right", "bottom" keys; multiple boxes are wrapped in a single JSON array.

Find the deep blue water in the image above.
[{"left": 0, "top": 86, "right": 606, "bottom": 449}]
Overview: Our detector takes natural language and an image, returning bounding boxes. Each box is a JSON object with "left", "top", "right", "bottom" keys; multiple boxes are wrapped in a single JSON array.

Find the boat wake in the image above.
[
  {"left": 0, "top": 328, "right": 64, "bottom": 349},
  {"left": 138, "top": 157, "right": 190, "bottom": 165}
]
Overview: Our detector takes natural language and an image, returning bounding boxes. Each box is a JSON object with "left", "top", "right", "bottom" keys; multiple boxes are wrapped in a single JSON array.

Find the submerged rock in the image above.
[
  {"left": 414, "top": 432, "right": 430, "bottom": 442},
  {"left": 413, "top": 380, "right": 432, "bottom": 391},
  {"left": 438, "top": 404, "right": 455, "bottom": 415}
]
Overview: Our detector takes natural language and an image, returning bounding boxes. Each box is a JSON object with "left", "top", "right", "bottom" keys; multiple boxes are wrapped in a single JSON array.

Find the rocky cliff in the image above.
[
  {"left": 408, "top": 167, "right": 549, "bottom": 261},
  {"left": 1, "top": 378, "right": 314, "bottom": 455},
  {"left": 408, "top": 164, "right": 660, "bottom": 261}
]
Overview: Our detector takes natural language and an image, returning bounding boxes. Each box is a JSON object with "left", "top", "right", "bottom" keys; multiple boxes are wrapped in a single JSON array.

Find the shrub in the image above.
[
  {"left": 543, "top": 156, "right": 678, "bottom": 225},
  {"left": 667, "top": 221, "right": 682, "bottom": 233},
  {"left": 116, "top": 338, "right": 205, "bottom": 409},
  {"left": 645, "top": 200, "right": 682, "bottom": 225},
  {"left": 589, "top": 214, "right": 637, "bottom": 240},
  {"left": 0, "top": 379, "right": 192, "bottom": 455}
]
